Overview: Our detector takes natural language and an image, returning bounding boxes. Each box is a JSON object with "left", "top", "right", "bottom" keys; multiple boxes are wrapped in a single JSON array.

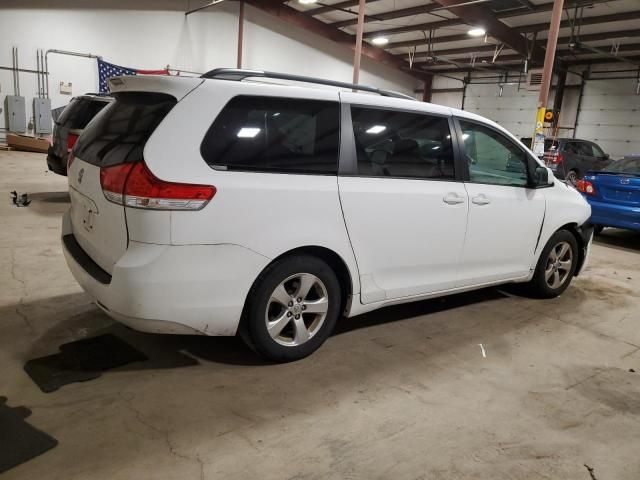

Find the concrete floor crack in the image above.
[{"left": 118, "top": 390, "right": 206, "bottom": 479}]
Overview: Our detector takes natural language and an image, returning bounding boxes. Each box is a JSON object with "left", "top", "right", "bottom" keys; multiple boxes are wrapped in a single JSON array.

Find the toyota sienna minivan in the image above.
[{"left": 62, "top": 69, "right": 593, "bottom": 362}]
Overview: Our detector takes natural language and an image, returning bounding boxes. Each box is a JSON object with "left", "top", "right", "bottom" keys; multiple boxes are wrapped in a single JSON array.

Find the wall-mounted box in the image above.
[
  {"left": 59, "top": 81, "right": 72, "bottom": 95},
  {"left": 34, "top": 98, "right": 52, "bottom": 134},
  {"left": 4, "top": 95, "right": 26, "bottom": 133}
]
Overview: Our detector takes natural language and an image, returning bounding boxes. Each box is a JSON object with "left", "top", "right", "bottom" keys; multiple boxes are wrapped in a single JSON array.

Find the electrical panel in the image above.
[
  {"left": 34, "top": 98, "right": 52, "bottom": 134},
  {"left": 5, "top": 95, "right": 26, "bottom": 133}
]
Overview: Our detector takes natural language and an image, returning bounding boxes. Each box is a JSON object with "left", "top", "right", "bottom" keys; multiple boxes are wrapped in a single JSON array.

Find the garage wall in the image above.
[{"left": 0, "top": 0, "right": 419, "bottom": 137}]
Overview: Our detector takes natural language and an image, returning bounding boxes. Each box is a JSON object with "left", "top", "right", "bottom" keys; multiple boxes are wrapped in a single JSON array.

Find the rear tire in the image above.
[
  {"left": 523, "top": 230, "right": 579, "bottom": 298},
  {"left": 566, "top": 169, "right": 579, "bottom": 186},
  {"left": 239, "top": 254, "right": 341, "bottom": 362}
]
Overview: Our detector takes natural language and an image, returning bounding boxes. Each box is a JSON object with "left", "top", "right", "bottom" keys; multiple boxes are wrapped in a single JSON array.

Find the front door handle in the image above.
[
  {"left": 471, "top": 194, "right": 491, "bottom": 206},
  {"left": 443, "top": 192, "right": 466, "bottom": 205}
]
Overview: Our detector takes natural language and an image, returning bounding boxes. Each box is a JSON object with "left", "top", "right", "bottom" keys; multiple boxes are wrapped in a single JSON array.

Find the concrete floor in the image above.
[{"left": 1, "top": 150, "right": 640, "bottom": 480}]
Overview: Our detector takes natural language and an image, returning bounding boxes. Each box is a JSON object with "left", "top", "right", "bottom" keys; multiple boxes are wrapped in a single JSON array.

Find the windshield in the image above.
[{"left": 600, "top": 157, "right": 640, "bottom": 175}]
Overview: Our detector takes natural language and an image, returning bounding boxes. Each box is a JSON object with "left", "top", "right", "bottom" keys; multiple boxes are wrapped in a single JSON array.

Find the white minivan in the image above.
[{"left": 62, "top": 69, "right": 593, "bottom": 362}]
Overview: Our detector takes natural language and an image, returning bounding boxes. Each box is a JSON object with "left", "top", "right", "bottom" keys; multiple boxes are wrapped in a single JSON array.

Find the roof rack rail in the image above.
[{"left": 200, "top": 68, "right": 415, "bottom": 101}]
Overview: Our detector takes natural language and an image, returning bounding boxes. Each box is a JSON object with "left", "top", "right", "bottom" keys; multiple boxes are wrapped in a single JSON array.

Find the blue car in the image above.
[{"left": 576, "top": 156, "right": 640, "bottom": 233}]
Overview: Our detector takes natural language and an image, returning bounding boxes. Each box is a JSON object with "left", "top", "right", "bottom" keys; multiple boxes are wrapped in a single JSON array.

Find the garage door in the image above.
[
  {"left": 463, "top": 83, "right": 540, "bottom": 141},
  {"left": 575, "top": 79, "right": 640, "bottom": 159}
]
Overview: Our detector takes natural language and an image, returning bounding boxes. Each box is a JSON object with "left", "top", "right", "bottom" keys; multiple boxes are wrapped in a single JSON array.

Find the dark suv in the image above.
[
  {"left": 522, "top": 137, "right": 610, "bottom": 185},
  {"left": 47, "top": 94, "right": 112, "bottom": 176}
]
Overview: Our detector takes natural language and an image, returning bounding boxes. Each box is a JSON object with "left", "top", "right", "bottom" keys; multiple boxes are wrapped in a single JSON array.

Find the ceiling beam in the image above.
[
  {"left": 411, "top": 42, "right": 640, "bottom": 68},
  {"left": 428, "top": 0, "right": 543, "bottom": 61},
  {"left": 364, "top": 7, "right": 640, "bottom": 40},
  {"left": 330, "top": 0, "right": 613, "bottom": 31},
  {"left": 242, "top": 0, "right": 426, "bottom": 81},
  {"left": 305, "top": 0, "right": 384, "bottom": 17},
  {"left": 393, "top": 27, "right": 640, "bottom": 59},
  {"left": 333, "top": 3, "right": 444, "bottom": 29}
]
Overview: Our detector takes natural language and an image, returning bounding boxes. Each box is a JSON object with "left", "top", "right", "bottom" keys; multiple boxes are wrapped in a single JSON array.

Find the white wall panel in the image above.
[
  {"left": 575, "top": 78, "right": 640, "bottom": 159},
  {"left": 0, "top": 1, "right": 418, "bottom": 135}
]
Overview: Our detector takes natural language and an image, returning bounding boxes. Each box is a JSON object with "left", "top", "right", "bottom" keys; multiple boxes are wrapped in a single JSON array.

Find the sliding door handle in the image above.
[
  {"left": 443, "top": 192, "right": 466, "bottom": 205},
  {"left": 471, "top": 194, "right": 491, "bottom": 206}
]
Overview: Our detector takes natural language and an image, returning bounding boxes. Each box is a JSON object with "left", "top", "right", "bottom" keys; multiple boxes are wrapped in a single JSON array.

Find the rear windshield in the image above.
[
  {"left": 602, "top": 158, "right": 640, "bottom": 175},
  {"left": 521, "top": 138, "right": 555, "bottom": 151},
  {"left": 57, "top": 97, "right": 111, "bottom": 129},
  {"left": 73, "top": 92, "right": 176, "bottom": 167}
]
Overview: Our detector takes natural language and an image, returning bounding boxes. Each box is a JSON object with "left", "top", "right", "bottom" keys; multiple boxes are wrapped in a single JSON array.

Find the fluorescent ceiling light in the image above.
[
  {"left": 468, "top": 27, "right": 486, "bottom": 37},
  {"left": 366, "top": 125, "right": 386, "bottom": 134},
  {"left": 237, "top": 127, "right": 261, "bottom": 138},
  {"left": 462, "top": 133, "right": 470, "bottom": 140},
  {"left": 371, "top": 37, "right": 389, "bottom": 46},
  {"left": 298, "top": 0, "right": 317, "bottom": 4}
]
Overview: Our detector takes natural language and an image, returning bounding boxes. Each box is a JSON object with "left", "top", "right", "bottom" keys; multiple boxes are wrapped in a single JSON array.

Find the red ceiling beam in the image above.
[
  {"left": 305, "top": 0, "right": 384, "bottom": 17},
  {"left": 430, "top": 0, "right": 543, "bottom": 61},
  {"left": 364, "top": 6, "right": 640, "bottom": 40},
  {"left": 243, "top": 0, "right": 427, "bottom": 81},
  {"left": 334, "top": 0, "right": 614, "bottom": 32}
]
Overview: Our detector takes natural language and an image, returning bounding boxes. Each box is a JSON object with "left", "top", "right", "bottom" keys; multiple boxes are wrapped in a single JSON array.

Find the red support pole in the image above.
[
  {"left": 237, "top": 0, "right": 245, "bottom": 69},
  {"left": 352, "top": 0, "right": 366, "bottom": 85}
]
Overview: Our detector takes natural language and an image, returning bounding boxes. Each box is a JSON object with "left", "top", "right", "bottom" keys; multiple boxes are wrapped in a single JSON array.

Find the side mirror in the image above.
[
  {"left": 535, "top": 165, "right": 551, "bottom": 187},
  {"left": 603, "top": 153, "right": 610, "bottom": 160}
]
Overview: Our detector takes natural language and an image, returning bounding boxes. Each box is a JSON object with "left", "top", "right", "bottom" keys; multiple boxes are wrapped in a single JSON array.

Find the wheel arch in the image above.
[
  {"left": 551, "top": 222, "right": 587, "bottom": 276},
  {"left": 243, "top": 245, "right": 355, "bottom": 319}
]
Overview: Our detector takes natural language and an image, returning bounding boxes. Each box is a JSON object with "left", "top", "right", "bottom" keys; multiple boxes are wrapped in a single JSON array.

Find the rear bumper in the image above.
[
  {"left": 46, "top": 151, "right": 67, "bottom": 176},
  {"left": 588, "top": 199, "right": 640, "bottom": 232},
  {"left": 61, "top": 210, "right": 270, "bottom": 336},
  {"left": 575, "top": 222, "right": 594, "bottom": 275}
]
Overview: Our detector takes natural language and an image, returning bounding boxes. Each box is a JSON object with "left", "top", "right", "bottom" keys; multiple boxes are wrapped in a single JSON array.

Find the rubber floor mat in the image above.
[
  {"left": 0, "top": 397, "right": 58, "bottom": 473},
  {"left": 24, "top": 334, "right": 148, "bottom": 393}
]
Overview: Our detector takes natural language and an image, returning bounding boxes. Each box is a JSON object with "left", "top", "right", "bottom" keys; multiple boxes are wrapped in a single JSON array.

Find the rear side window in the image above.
[
  {"left": 351, "top": 106, "right": 454, "bottom": 179},
  {"left": 200, "top": 96, "right": 340, "bottom": 174},
  {"left": 73, "top": 92, "right": 176, "bottom": 167},
  {"left": 57, "top": 98, "right": 111, "bottom": 129}
]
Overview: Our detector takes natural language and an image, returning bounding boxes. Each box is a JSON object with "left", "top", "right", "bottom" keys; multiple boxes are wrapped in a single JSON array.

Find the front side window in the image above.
[
  {"left": 459, "top": 120, "right": 529, "bottom": 187},
  {"left": 590, "top": 143, "right": 605, "bottom": 158},
  {"left": 200, "top": 96, "right": 340, "bottom": 174},
  {"left": 350, "top": 106, "right": 454, "bottom": 179}
]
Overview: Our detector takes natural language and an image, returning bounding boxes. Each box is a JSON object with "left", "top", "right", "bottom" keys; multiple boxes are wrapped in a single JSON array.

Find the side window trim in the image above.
[
  {"left": 453, "top": 116, "right": 534, "bottom": 189},
  {"left": 339, "top": 102, "right": 461, "bottom": 182},
  {"left": 338, "top": 101, "right": 357, "bottom": 175}
]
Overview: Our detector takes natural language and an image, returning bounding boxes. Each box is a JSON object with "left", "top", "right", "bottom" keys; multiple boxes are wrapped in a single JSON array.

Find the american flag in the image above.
[{"left": 98, "top": 59, "right": 169, "bottom": 93}]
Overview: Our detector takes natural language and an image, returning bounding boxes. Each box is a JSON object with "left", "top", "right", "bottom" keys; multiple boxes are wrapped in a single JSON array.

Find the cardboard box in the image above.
[{"left": 6, "top": 133, "right": 50, "bottom": 153}]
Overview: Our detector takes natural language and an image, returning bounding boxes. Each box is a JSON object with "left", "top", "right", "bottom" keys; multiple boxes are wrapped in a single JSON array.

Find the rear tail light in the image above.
[
  {"left": 100, "top": 161, "right": 216, "bottom": 210},
  {"left": 544, "top": 152, "right": 564, "bottom": 165},
  {"left": 66, "top": 133, "right": 79, "bottom": 152},
  {"left": 576, "top": 179, "right": 596, "bottom": 196}
]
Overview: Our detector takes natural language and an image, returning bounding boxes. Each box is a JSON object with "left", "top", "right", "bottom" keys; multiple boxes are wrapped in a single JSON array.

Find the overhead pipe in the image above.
[
  {"left": 44, "top": 49, "right": 103, "bottom": 100},
  {"left": 36, "top": 50, "right": 41, "bottom": 98}
]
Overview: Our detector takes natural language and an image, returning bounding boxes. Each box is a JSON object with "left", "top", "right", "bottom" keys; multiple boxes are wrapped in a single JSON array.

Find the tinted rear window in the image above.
[
  {"left": 200, "top": 96, "right": 340, "bottom": 174},
  {"left": 73, "top": 92, "right": 176, "bottom": 167},
  {"left": 57, "top": 97, "right": 111, "bottom": 129}
]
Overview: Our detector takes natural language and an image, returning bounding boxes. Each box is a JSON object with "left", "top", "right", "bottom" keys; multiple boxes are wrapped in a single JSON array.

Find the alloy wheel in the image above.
[
  {"left": 566, "top": 170, "right": 578, "bottom": 186},
  {"left": 545, "top": 241, "right": 573, "bottom": 289},
  {"left": 265, "top": 273, "right": 329, "bottom": 347}
]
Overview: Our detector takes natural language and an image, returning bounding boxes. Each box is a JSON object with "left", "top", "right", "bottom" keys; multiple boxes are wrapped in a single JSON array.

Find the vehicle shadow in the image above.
[
  {"left": 12, "top": 286, "right": 512, "bottom": 376},
  {"left": 594, "top": 228, "right": 640, "bottom": 253},
  {"left": 28, "top": 191, "right": 70, "bottom": 204}
]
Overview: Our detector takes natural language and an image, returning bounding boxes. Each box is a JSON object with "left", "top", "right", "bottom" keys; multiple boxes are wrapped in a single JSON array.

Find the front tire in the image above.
[
  {"left": 524, "top": 230, "right": 579, "bottom": 298},
  {"left": 240, "top": 255, "right": 341, "bottom": 362}
]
